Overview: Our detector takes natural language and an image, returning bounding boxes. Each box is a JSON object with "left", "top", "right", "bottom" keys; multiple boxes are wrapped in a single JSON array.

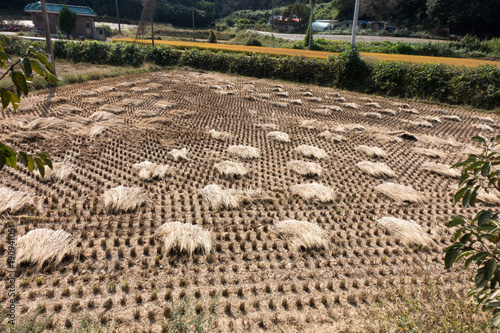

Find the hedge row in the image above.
[{"left": 47, "top": 40, "right": 500, "bottom": 109}]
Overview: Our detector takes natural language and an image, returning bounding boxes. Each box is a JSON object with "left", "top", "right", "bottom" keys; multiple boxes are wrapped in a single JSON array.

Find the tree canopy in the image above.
[{"left": 58, "top": 5, "right": 78, "bottom": 38}]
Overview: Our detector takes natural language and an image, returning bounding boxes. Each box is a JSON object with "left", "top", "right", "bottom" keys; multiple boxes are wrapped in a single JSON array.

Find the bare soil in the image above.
[{"left": 1, "top": 69, "right": 499, "bottom": 332}]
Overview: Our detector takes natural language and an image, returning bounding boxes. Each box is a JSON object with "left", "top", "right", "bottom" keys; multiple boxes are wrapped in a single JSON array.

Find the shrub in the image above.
[
  {"left": 330, "top": 49, "right": 370, "bottom": 90},
  {"left": 245, "top": 38, "right": 262, "bottom": 47},
  {"left": 207, "top": 30, "right": 217, "bottom": 44}
]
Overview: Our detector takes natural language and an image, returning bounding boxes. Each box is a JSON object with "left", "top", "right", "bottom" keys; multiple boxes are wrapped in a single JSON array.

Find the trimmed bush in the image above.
[
  {"left": 245, "top": 38, "right": 262, "bottom": 47},
  {"left": 207, "top": 30, "right": 217, "bottom": 44}
]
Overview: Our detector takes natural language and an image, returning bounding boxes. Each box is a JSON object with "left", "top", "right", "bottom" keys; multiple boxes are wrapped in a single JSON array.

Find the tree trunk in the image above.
[
  {"left": 308, "top": 3, "right": 314, "bottom": 50},
  {"left": 115, "top": 0, "right": 121, "bottom": 34},
  {"left": 40, "top": 0, "right": 56, "bottom": 77}
]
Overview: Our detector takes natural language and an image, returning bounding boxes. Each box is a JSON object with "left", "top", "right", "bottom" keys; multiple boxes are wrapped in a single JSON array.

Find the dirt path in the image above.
[{"left": 116, "top": 38, "right": 500, "bottom": 67}]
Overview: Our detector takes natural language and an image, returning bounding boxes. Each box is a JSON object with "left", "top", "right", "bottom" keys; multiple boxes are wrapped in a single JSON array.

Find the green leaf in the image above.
[
  {"left": 447, "top": 215, "right": 467, "bottom": 228},
  {"left": 35, "top": 53, "right": 54, "bottom": 71},
  {"left": 472, "top": 136, "right": 486, "bottom": 144},
  {"left": 445, "top": 243, "right": 463, "bottom": 269},
  {"left": 1, "top": 88, "right": 11, "bottom": 109},
  {"left": 462, "top": 189, "right": 472, "bottom": 208},
  {"left": 8, "top": 91, "right": 20, "bottom": 111},
  {"left": 29, "top": 59, "right": 48, "bottom": 77},
  {"left": 477, "top": 211, "right": 493, "bottom": 227},
  {"left": 481, "top": 162, "right": 491, "bottom": 177},
  {"left": 492, "top": 311, "right": 500, "bottom": 326},
  {"left": 483, "top": 259, "right": 497, "bottom": 286},
  {"left": 0, "top": 34, "right": 12, "bottom": 46},
  {"left": 37, "top": 151, "right": 52, "bottom": 169},
  {"left": 26, "top": 155, "right": 35, "bottom": 172},
  {"left": 0, "top": 51, "right": 10, "bottom": 62},
  {"left": 21, "top": 57, "right": 32, "bottom": 78},
  {"left": 34, "top": 157, "right": 45, "bottom": 178},
  {"left": 11, "top": 70, "right": 29, "bottom": 96}
]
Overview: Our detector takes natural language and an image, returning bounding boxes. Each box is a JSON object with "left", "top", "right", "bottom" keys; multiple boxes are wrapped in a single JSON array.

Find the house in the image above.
[{"left": 24, "top": 2, "right": 97, "bottom": 39}]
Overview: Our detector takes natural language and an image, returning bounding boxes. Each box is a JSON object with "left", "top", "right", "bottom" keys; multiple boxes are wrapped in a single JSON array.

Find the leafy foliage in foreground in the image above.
[
  {"left": 1, "top": 34, "right": 55, "bottom": 177},
  {"left": 445, "top": 135, "right": 500, "bottom": 326}
]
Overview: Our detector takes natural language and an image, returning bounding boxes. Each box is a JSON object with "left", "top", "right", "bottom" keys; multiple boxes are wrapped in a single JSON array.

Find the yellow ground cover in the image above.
[{"left": 114, "top": 38, "right": 500, "bottom": 68}]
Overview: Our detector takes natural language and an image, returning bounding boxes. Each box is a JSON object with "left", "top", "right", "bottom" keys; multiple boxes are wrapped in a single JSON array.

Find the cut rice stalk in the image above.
[
  {"left": 477, "top": 190, "right": 500, "bottom": 206},
  {"left": 424, "top": 116, "right": 441, "bottom": 123},
  {"left": 311, "top": 109, "right": 330, "bottom": 116},
  {"left": 420, "top": 163, "right": 460, "bottom": 178},
  {"left": 355, "top": 145, "right": 387, "bottom": 158},
  {"left": 168, "top": 148, "right": 189, "bottom": 161},
  {"left": 374, "top": 182, "right": 426, "bottom": 204},
  {"left": 411, "top": 147, "right": 445, "bottom": 159},
  {"left": 294, "top": 145, "right": 328, "bottom": 159},
  {"left": 209, "top": 129, "right": 231, "bottom": 141},
  {"left": 356, "top": 161, "right": 396, "bottom": 178},
  {"left": 43, "top": 163, "right": 73, "bottom": 182},
  {"left": 267, "top": 131, "right": 290, "bottom": 143},
  {"left": 287, "top": 160, "right": 323, "bottom": 177},
  {"left": 377, "top": 217, "right": 433, "bottom": 246},
  {"left": 227, "top": 145, "right": 260, "bottom": 159},
  {"left": 89, "top": 111, "right": 116, "bottom": 122},
  {"left": 380, "top": 109, "right": 396, "bottom": 116},
  {"left": 156, "top": 222, "right": 212, "bottom": 256},
  {"left": 364, "top": 112, "right": 382, "bottom": 119},
  {"left": 341, "top": 102, "right": 359, "bottom": 109},
  {"left": 214, "top": 161, "right": 248, "bottom": 178},
  {"left": 473, "top": 124, "right": 494, "bottom": 133},
  {"left": 318, "top": 130, "right": 345, "bottom": 142},
  {"left": 366, "top": 102, "right": 381, "bottom": 108},
  {"left": 102, "top": 186, "right": 148, "bottom": 212},
  {"left": 132, "top": 161, "right": 174, "bottom": 180},
  {"left": 275, "top": 220, "right": 330, "bottom": 251},
  {"left": 0, "top": 187, "right": 35, "bottom": 214},
  {"left": 16, "top": 229, "right": 75, "bottom": 271},
  {"left": 444, "top": 115, "right": 461, "bottom": 122},
  {"left": 290, "top": 183, "right": 335, "bottom": 203}
]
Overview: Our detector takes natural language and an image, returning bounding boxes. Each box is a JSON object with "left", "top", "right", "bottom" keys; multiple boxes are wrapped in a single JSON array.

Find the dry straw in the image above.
[
  {"left": 132, "top": 161, "right": 174, "bottom": 180},
  {"left": 472, "top": 116, "right": 494, "bottom": 123},
  {"left": 89, "top": 125, "right": 107, "bottom": 138},
  {"left": 89, "top": 111, "right": 116, "bottom": 122},
  {"left": 377, "top": 217, "right": 433, "bottom": 246},
  {"left": 420, "top": 163, "right": 460, "bottom": 178},
  {"left": 168, "top": 148, "right": 189, "bottom": 161},
  {"left": 424, "top": 116, "right": 441, "bottom": 123},
  {"left": 411, "top": 147, "right": 445, "bottom": 159},
  {"left": 102, "top": 186, "right": 148, "bottom": 212},
  {"left": 380, "top": 109, "right": 396, "bottom": 116},
  {"left": 275, "top": 220, "right": 330, "bottom": 251},
  {"left": 355, "top": 145, "right": 387, "bottom": 158},
  {"left": 311, "top": 109, "right": 330, "bottom": 116},
  {"left": 267, "top": 131, "right": 290, "bottom": 143},
  {"left": 24, "top": 117, "right": 69, "bottom": 130},
  {"left": 209, "top": 129, "right": 231, "bottom": 141},
  {"left": 366, "top": 102, "right": 381, "bottom": 108},
  {"left": 363, "top": 112, "right": 382, "bottom": 119},
  {"left": 99, "top": 104, "right": 125, "bottom": 114},
  {"left": 43, "top": 163, "right": 73, "bottom": 182},
  {"left": 444, "top": 115, "right": 461, "bottom": 122},
  {"left": 318, "top": 130, "right": 345, "bottom": 142},
  {"left": 0, "top": 187, "right": 35, "bottom": 214},
  {"left": 356, "top": 161, "right": 396, "bottom": 178},
  {"left": 477, "top": 190, "right": 500, "bottom": 206},
  {"left": 134, "top": 109, "right": 158, "bottom": 118},
  {"left": 156, "top": 222, "right": 212, "bottom": 256},
  {"left": 214, "top": 161, "right": 248, "bottom": 177},
  {"left": 341, "top": 102, "right": 359, "bottom": 109},
  {"left": 294, "top": 145, "right": 328, "bottom": 159},
  {"left": 16, "top": 229, "right": 75, "bottom": 271},
  {"left": 375, "top": 182, "right": 426, "bottom": 204},
  {"left": 287, "top": 160, "right": 323, "bottom": 177},
  {"left": 200, "top": 185, "right": 272, "bottom": 210},
  {"left": 227, "top": 145, "right": 260, "bottom": 159},
  {"left": 473, "top": 124, "right": 494, "bottom": 133},
  {"left": 256, "top": 123, "right": 278, "bottom": 131},
  {"left": 290, "top": 183, "right": 335, "bottom": 203}
]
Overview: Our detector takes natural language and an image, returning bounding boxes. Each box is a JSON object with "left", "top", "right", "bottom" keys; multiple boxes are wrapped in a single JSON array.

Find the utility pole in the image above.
[
  {"left": 40, "top": 0, "right": 56, "bottom": 77},
  {"left": 271, "top": 0, "right": 274, "bottom": 30},
  {"left": 192, "top": 6, "right": 195, "bottom": 42},
  {"left": 115, "top": 0, "right": 121, "bottom": 34},
  {"left": 351, "top": 0, "right": 360, "bottom": 48},
  {"left": 308, "top": 0, "right": 315, "bottom": 50}
]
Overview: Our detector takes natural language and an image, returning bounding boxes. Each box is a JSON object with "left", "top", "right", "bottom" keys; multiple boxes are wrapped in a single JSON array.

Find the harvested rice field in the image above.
[{"left": 1, "top": 69, "right": 499, "bottom": 332}]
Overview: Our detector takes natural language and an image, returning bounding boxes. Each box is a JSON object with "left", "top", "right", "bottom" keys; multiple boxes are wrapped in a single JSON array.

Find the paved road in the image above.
[{"left": 252, "top": 30, "right": 448, "bottom": 44}]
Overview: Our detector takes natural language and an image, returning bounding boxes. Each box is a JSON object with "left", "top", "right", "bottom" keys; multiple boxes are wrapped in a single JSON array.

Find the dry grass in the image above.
[
  {"left": 411, "top": 147, "right": 446, "bottom": 159},
  {"left": 214, "top": 161, "right": 248, "bottom": 178},
  {"left": 16, "top": 229, "right": 75, "bottom": 271},
  {"left": 98, "top": 104, "right": 125, "bottom": 114},
  {"left": 294, "top": 145, "right": 328, "bottom": 159},
  {"left": 0, "top": 187, "right": 35, "bottom": 214},
  {"left": 89, "top": 125, "right": 107, "bottom": 138},
  {"left": 300, "top": 119, "right": 325, "bottom": 130},
  {"left": 355, "top": 145, "right": 387, "bottom": 158},
  {"left": 290, "top": 183, "right": 335, "bottom": 203},
  {"left": 366, "top": 102, "right": 381, "bottom": 108},
  {"left": 209, "top": 129, "right": 231, "bottom": 141},
  {"left": 424, "top": 116, "right": 441, "bottom": 123},
  {"left": 155, "top": 100, "right": 177, "bottom": 109},
  {"left": 364, "top": 112, "right": 382, "bottom": 119},
  {"left": 311, "top": 108, "right": 330, "bottom": 116},
  {"left": 119, "top": 98, "right": 143, "bottom": 107},
  {"left": 341, "top": 102, "right": 359, "bottom": 109},
  {"left": 473, "top": 124, "right": 494, "bottom": 133},
  {"left": 420, "top": 163, "right": 460, "bottom": 178},
  {"left": 444, "top": 115, "right": 461, "bottom": 122},
  {"left": 102, "top": 186, "right": 148, "bottom": 212},
  {"left": 375, "top": 182, "right": 427, "bottom": 204},
  {"left": 200, "top": 184, "right": 240, "bottom": 210},
  {"left": 400, "top": 108, "right": 420, "bottom": 115},
  {"left": 287, "top": 160, "right": 323, "bottom": 177},
  {"left": 89, "top": 111, "right": 116, "bottom": 122},
  {"left": 318, "top": 130, "right": 345, "bottom": 142},
  {"left": 168, "top": 148, "right": 189, "bottom": 161},
  {"left": 356, "top": 161, "right": 396, "bottom": 178},
  {"left": 134, "top": 109, "right": 158, "bottom": 118},
  {"left": 227, "top": 145, "right": 260, "bottom": 159},
  {"left": 471, "top": 116, "right": 494, "bottom": 123},
  {"left": 267, "top": 131, "right": 290, "bottom": 143},
  {"left": 156, "top": 222, "right": 212, "bottom": 256},
  {"left": 274, "top": 220, "right": 330, "bottom": 251},
  {"left": 377, "top": 217, "right": 434, "bottom": 246},
  {"left": 380, "top": 109, "right": 396, "bottom": 116},
  {"left": 23, "top": 117, "right": 70, "bottom": 130},
  {"left": 132, "top": 161, "right": 174, "bottom": 180},
  {"left": 43, "top": 163, "right": 73, "bottom": 182},
  {"left": 477, "top": 190, "right": 500, "bottom": 206},
  {"left": 200, "top": 185, "right": 272, "bottom": 210}
]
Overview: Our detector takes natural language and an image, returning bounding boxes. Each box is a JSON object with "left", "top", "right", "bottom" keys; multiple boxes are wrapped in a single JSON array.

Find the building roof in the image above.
[{"left": 24, "top": 2, "right": 96, "bottom": 16}]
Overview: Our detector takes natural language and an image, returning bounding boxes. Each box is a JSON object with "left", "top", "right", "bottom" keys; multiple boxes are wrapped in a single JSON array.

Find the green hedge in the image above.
[{"left": 37, "top": 40, "right": 500, "bottom": 109}]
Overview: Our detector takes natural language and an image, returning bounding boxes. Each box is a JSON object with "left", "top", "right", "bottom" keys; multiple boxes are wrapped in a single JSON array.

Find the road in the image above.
[{"left": 252, "top": 30, "right": 448, "bottom": 44}]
